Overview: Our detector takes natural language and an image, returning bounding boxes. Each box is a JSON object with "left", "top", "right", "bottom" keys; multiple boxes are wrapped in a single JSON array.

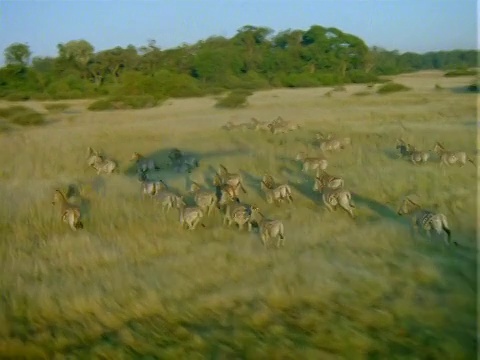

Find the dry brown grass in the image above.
[{"left": 0, "top": 71, "right": 477, "bottom": 358}]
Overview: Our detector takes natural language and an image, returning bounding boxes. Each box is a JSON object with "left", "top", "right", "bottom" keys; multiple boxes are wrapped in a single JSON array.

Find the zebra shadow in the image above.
[
  {"left": 351, "top": 193, "right": 406, "bottom": 225},
  {"left": 277, "top": 165, "right": 318, "bottom": 203},
  {"left": 240, "top": 171, "right": 264, "bottom": 201},
  {"left": 65, "top": 183, "right": 93, "bottom": 219},
  {"left": 383, "top": 148, "right": 403, "bottom": 160}
]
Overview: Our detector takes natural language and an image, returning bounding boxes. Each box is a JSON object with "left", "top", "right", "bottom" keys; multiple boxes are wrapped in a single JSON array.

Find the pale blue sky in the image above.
[{"left": 0, "top": 0, "right": 477, "bottom": 63}]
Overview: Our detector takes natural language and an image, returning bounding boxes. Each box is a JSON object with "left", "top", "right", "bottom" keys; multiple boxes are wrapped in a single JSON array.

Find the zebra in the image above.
[
  {"left": 317, "top": 132, "right": 351, "bottom": 151},
  {"left": 322, "top": 188, "right": 356, "bottom": 219},
  {"left": 408, "top": 145, "right": 431, "bottom": 165},
  {"left": 295, "top": 152, "right": 328, "bottom": 172},
  {"left": 189, "top": 181, "right": 218, "bottom": 216},
  {"left": 87, "top": 147, "right": 118, "bottom": 175},
  {"left": 397, "top": 195, "right": 456, "bottom": 245},
  {"left": 250, "top": 206, "right": 285, "bottom": 248},
  {"left": 313, "top": 169, "right": 344, "bottom": 192},
  {"left": 250, "top": 117, "right": 270, "bottom": 131},
  {"left": 433, "top": 142, "right": 475, "bottom": 167},
  {"left": 213, "top": 174, "right": 241, "bottom": 208},
  {"left": 153, "top": 188, "right": 185, "bottom": 214},
  {"left": 130, "top": 152, "right": 160, "bottom": 174},
  {"left": 52, "top": 189, "right": 84, "bottom": 231},
  {"left": 139, "top": 174, "right": 167, "bottom": 198},
  {"left": 223, "top": 202, "right": 254, "bottom": 231},
  {"left": 177, "top": 202, "right": 205, "bottom": 230},
  {"left": 218, "top": 165, "right": 247, "bottom": 194},
  {"left": 260, "top": 179, "right": 293, "bottom": 205},
  {"left": 267, "top": 122, "right": 289, "bottom": 135}
]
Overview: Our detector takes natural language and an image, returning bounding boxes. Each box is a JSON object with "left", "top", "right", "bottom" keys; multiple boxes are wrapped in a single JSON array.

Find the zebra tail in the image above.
[{"left": 468, "top": 157, "right": 475, "bottom": 166}]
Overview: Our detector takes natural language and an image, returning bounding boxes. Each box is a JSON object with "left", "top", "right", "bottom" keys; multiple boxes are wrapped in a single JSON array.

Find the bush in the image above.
[
  {"left": 215, "top": 90, "right": 252, "bottom": 108},
  {"left": 466, "top": 82, "right": 479, "bottom": 93},
  {"left": 281, "top": 73, "right": 321, "bottom": 88},
  {"left": 4, "top": 92, "right": 31, "bottom": 101},
  {"left": 0, "top": 105, "right": 46, "bottom": 126},
  {"left": 44, "top": 102, "right": 71, "bottom": 113},
  {"left": 377, "top": 82, "right": 411, "bottom": 94},
  {"left": 87, "top": 95, "right": 160, "bottom": 111},
  {"left": 444, "top": 69, "right": 477, "bottom": 77}
]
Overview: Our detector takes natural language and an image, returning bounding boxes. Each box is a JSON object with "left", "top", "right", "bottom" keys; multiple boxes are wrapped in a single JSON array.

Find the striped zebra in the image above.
[
  {"left": 130, "top": 152, "right": 160, "bottom": 174},
  {"left": 52, "top": 189, "right": 84, "bottom": 231},
  {"left": 317, "top": 132, "right": 351, "bottom": 151},
  {"left": 250, "top": 206, "right": 285, "bottom": 248},
  {"left": 322, "top": 188, "right": 356, "bottom": 219},
  {"left": 223, "top": 202, "right": 254, "bottom": 231},
  {"left": 154, "top": 188, "right": 185, "bottom": 214},
  {"left": 295, "top": 152, "right": 328, "bottom": 172},
  {"left": 250, "top": 117, "right": 270, "bottom": 131},
  {"left": 218, "top": 165, "right": 247, "bottom": 194},
  {"left": 139, "top": 174, "right": 167, "bottom": 198},
  {"left": 260, "top": 179, "right": 293, "bottom": 205},
  {"left": 189, "top": 181, "right": 218, "bottom": 216},
  {"left": 87, "top": 147, "right": 118, "bottom": 175},
  {"left": 433, "top": 142, "right": 475, "bottom": 167},
  {"left": 313, "top": 169, "right": 344, "bottom": 192},
  {"left": 408, "top": 145, "right": 430, "bottom": 165},
  {"left": 213, "top": 174, "right": 241, "bottom": 206},
  {"left": 177, "top": 203, "right": 205, "bottom": 230},
  {"left": 397, "top": 195, "right": 455, "bottom": 245}
]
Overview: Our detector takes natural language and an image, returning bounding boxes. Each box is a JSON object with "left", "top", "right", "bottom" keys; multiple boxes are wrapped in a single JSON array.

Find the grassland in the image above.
[{"left": 0, "top": 71, "right": 477, "bottom": 359}]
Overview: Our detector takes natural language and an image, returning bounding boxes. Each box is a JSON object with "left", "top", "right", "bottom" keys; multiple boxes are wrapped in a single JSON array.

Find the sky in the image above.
[{"left": 0, "top": 0, "right": 477, "bottom": 63}]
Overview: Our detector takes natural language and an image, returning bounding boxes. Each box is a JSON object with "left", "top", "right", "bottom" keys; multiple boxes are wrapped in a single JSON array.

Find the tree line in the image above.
[{"left": 1, "top": 25, "right": 477, "bottom": 101}]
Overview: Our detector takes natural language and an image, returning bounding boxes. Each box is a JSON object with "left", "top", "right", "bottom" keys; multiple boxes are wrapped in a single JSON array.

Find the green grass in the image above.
[
  {"left": 0, "top": 105, "right": 46, "bottom": 126},
  {"left": 0, "top": 75, "right": 477, "bottom": 358}
]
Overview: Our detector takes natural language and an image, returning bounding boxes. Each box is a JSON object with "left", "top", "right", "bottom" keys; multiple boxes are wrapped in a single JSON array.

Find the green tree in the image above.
[{"left": 4, "top": 43, "right": 32, "bottom": 66}]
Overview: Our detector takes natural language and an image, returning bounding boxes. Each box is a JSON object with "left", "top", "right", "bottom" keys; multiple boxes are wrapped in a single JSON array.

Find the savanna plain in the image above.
[{"left": 0, "top": 71, "right": 477, "bottom": 359}]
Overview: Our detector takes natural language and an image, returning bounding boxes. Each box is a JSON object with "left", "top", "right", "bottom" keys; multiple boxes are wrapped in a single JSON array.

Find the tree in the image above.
[
  {"left": 57, "top": 40, "right": 94, "bottom": 79},
  {"left": 4, "top": 43, "right": 32, "bottom": 66}
]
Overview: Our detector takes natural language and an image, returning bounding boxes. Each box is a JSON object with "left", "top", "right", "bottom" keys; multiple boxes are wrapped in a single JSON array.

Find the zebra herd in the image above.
[{"left": 51, "top": 127, "right": 475, "bottom": 248}]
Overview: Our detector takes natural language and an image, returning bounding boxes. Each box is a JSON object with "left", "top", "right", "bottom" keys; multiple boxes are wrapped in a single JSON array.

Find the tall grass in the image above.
[{"left": 0, "top": 75, "right": 476, "bottom": 358}]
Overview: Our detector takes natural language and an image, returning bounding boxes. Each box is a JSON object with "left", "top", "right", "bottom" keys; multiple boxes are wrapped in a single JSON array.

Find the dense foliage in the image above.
[{"left": 0, "top": 25, "right": 477, "bottom": 101}]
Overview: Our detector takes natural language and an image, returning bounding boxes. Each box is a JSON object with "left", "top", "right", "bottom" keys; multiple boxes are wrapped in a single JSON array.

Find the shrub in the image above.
[
  {"left": 44, "top": 103, "right": 70, "bottom": 113},
  {"left": 444, "top": 69, "right": 477, "bottom": 77},
  {"left": 0, "top": 105, "right": 46, "bottom": 126},
  {"left": 466, "top": 82, "right": 479, "bottom": 93},
  {"left": 353, "top": 91, "right": 372, "bottom": 96},
  {"left": 377, "top": 82, "right": 411, "bottom": 94},
  {"left": 4, "top": 92, "right": 31, "bottom": 101},
  {"left": 215, "top": 90, "right": 252, "bottom": 108},
  {"left": 87, "top": 95, "right": 160, "bottom": 111}
]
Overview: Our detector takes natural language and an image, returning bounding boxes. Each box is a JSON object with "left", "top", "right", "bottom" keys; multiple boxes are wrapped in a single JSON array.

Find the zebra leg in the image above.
[{"left": 324, "top": 202, "right": 334, "bottom": 212}]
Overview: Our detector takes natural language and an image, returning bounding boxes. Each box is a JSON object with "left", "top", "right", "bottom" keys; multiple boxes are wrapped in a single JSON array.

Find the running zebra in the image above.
[
  {"left": 397, "top": 195, "right": 455, "bottom": 245},
  {"left": 218, "top": 165, "right": 247, "bottom": 194},
  {"left": 223, "top": 202, "right": 254, "bottom": 231},
  {"left": 313, "top": 169, "right": 344, "bottom": 192},
  {"left": 260, "top": 179, "right": 293, "bottom": 205},
  {"left": 250, "top": 206, "right": 285, "bottom": 248},
  {"left": 177, "top": 203, "right": 205, "bottom": 230},
  {"left": 295, "top": 152, "right": 328, "bottom": 172},
  {"left": 52, "top": 189, "right": 84, "bottom": 231},
  {"left": 87, "top": 147, "right": 118, "bottom": 175},
  {"left": 213, "top": 174, "right": 241, "bottom": 206},
  {"left": 433, "top": 142, "right": 475, "bottom": 167},
  {"left": 189, "top": 181, "right": 218, "bottom": 216},
  {"left": 154, "top": 188, "right": 185, "bottom": 214},
  {"left": 322, "top": 188, "right": 356, "bottom": 219},
  {"left": 408, "top": 145, "right": 430, "bottom": 165},
  {"left": 130, "top": 152, "right": 160, "bottom": 174}
]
